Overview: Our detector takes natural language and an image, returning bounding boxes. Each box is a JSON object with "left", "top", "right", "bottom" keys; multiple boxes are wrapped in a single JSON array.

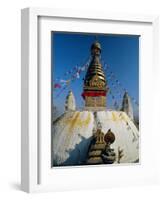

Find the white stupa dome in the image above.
[{"left": 52, "top": 110, "right": 139, "bottom": 166}]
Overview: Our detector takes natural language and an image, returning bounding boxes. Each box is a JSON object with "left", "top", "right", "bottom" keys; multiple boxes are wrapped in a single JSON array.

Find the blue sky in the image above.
[{"left": 52, "top": 32, "right": 139, "bottom": 116}]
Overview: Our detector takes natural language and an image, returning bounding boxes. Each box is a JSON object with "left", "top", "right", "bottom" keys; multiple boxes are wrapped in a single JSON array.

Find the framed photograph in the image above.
[{"left": 21, "top": 8, "right": 159, "bottom": 193}]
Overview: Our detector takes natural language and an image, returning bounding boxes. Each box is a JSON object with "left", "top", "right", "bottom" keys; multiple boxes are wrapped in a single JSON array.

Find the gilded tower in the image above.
[{"left": 82, "top": 41, "right": 107, "bottom": 108}]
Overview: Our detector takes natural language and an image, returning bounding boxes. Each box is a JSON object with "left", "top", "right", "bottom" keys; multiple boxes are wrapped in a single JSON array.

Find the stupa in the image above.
[
  {"left": 87, "top": 128, "right": 117, "bottom": 165},
  {"left": 65, "top": 90, "right": 76, "bottom": 111},
  {"left": 121, "top": 92, "right": 134, "bottom": 121},
  {"left": 82, "top": 42, "right": 107, "bottom": 109},
  {"left": 87, "top": 128, "right": 106, "bottom": 164},
  {"left": 52, "top": 41, "right": 139, "bottom": 166}
]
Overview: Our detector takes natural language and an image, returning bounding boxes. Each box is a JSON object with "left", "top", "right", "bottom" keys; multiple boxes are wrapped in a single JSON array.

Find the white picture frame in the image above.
[{"left": 21, "top": 7, "right": 159, "bottom": 193}]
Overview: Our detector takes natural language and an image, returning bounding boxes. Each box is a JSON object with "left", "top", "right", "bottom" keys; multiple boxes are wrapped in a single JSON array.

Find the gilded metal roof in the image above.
[{"left": 84, "top": 41, "right": 107, "bottom": 91}]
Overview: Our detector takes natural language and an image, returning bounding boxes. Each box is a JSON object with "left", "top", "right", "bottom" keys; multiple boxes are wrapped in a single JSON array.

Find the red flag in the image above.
[{"left": 54, "top": 83, "right": 61, "bottom": 88}]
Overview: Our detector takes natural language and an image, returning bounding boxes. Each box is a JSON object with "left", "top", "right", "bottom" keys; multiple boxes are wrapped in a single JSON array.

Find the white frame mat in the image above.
[{"left": 21, "top": 7, "right": 159, "bottom": 193}]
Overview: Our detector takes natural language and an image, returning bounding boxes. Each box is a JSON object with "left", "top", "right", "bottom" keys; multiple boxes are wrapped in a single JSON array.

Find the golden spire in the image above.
[
  {"left": 82, "top": 40, "right": 108, "bottom": 108},
  {"left": 84, "top": 41, "right": 106, "bottom": 90}
]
